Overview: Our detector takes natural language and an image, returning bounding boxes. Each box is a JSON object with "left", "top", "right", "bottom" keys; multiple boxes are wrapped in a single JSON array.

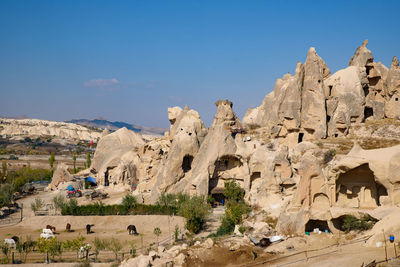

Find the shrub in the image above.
[
  {"left": 178, "top": 195, "right": 210, "bottom": 233},
  {"left": 0, "top": 184, "right": 13, "bottom": 207},
  {"left": 214, "top": 180, "right": 250, "bottom": 236},
  {"left": 153, "top": 227, "right": 162, "bottom": 245},
  {"left": 0, "top": 243, "right": 10, "bottom": 263},
  {"left": 174, "top": 224, "right": 180, "bottom": 243},
  {"left": 63, "top": 235, "right": 86, "bottom": 259},
  {"left": 223, "top": 180, "right": 244, "bottom": 205},
  {"left": 52, "top": 194, "right": 67, "bottom": 213},
  {"left": 238, "top": 225, "right": 246, "bottom": 234},
  {"left": 93, "top": 237, "right": 107, "bottom": 261},
  {"left": 226, "top": 202, "right": 251, "bottom": 225},
  {"left": 121, "top": 194, "right": 137, "bottom": 211},
  {"left": 31, "top": 198, "right": 45, "bottom": 213},
  {"left": 341, "top": 215, "right": 377, "bottom": 232},
  {"left": 107, "top": 238, "right": 122, "bottom": 261},
  {"left": 129, "top": 241, "right": 136, "bottom": 257},
  {"left": 216, "top": 215, "right": 235, "bottom": 236},
  {"left": 17, "top": 236, "right": 35, "bottom": 263}
]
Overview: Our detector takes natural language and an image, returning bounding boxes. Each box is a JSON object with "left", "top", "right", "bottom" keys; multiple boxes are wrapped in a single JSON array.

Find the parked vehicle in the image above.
[
  {"left": 66, "top": 185, "right": 82, "bottom": 198},
  {"left": 84, "top": 190, "right": 108, "bottom": 200}
]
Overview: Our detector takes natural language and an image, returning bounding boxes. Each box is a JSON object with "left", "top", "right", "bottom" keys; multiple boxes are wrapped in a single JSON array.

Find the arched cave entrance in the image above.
[
  {"left": 305, "top": 220, "right": 330, "bottom": 233},
  {"left": 182, "top": 155, "right": 193, "bottom": 173},
  {"left": 336, "top": 164, "right": 387, "bottom": 208},
  {"left": 209, "top": 155, "right": 243, "bottom": 204},
  {"left": 250, "top": 172, "right": 261, "bottom": 190}
]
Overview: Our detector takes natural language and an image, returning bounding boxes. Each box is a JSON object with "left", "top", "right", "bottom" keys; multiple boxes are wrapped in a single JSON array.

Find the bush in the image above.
[
  {"left": 178, "top": 195, "right": 210, "bottom": 233},
  {"left": 214, "top": 180, "right": 250, "bottom": 236},
  {"left": 341, "top": 215, "right": 378, "bottom": 232},
  {"left": 106, "top": 238, "right": 122, "bottom": 261},
  {"left": 93, "top": 237, "right": 107, "bottom": 260},
  {"left": 0, "top": 184, "right": 13, "bottom": 207},
  {"left": 216, "top": 215, "right": 235, "bottom": 236},
  {"left": 238, "top": 225, "right": 247, "bottom": 234},
  {"left": 121, "top": 194, "right": 137, "bottom": 211},
  {"left": 61, "top": 202, "right": 176, "bottom": 216},
  {"left": 223, "top": 180, "right": 244, "bottom": 205},
  {"left": 31, "top": 198, "right": 45, "bottom": 213},
  {"left": 52, "top": 194, "right": 67, "bottom": 213},
  {"left": 226, "top": 202, "right": 250, "bottom": 225}
]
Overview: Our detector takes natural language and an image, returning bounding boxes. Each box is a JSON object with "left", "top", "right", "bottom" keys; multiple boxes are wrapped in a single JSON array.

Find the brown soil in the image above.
[{"left": 183, "top": 245, "right": 275, "bottom": 267}]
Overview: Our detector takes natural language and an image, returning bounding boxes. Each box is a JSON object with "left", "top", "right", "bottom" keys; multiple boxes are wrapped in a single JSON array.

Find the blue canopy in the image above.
[{"left": 85, "top": 176, "right": 97, "bottom": 184}]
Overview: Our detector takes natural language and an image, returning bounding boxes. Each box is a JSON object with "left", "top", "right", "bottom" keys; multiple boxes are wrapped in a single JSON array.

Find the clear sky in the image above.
[{"left": 0, "top": 0, "right": 399, "bottom": 128}]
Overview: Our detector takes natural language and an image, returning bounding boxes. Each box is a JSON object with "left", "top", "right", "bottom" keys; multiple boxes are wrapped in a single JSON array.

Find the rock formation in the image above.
[
  {"left": 48, "top": 163, "right": 74, "bottom": 190},
  {"left": 243, "top": 40, "right": 400, "bottom": 142},
  {"left": 0, "top": 118, "right": 102, "bottom": 142},
  {"left": 70, "top": 41, "right": 400, "bottom": 238}
]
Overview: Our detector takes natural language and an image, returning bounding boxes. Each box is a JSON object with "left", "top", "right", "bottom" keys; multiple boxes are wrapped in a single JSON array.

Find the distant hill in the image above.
[{"left": 66, "top": 119, "right": 166, "bottom": 136}]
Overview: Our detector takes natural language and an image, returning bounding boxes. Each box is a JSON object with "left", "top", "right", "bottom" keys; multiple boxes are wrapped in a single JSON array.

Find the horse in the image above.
[
  {"left": 86, "top": 224, "right": 94, "bottom": 234},
  {"left": 11, "top": 236, "right": 19, "bottom": 244},
  {"left": 66, "top": 223, "right": 71, "bottom": 232},
  {"left": 4, "top": 239, "right": 16, "bottom": 249},
  {"left": 127, "top": 225, "right": 138, "bottom": 235},
  {"left": 46, "top": 225, "right": 56, "bottom": 233}
]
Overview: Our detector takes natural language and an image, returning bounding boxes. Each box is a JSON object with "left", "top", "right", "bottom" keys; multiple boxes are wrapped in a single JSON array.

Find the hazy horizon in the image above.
[{"left": 1, "top": 0, "right": 399, "bottom": 128}]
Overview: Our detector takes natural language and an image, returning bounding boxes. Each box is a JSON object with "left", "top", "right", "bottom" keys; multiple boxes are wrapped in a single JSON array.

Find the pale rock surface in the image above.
[
  {"left": 48, "top": 163, "right": 74, "bottom": 190},
  {"left": 90, "top": 127, "right": 144, "bottom": 186},
  {"left": 324, "top": 66, "right": 366, "bottom": 136},
  {"left": 0, "top": 118, "right": 102, "bottom": 141},
  {"left": 149, "top": 106, "right": 207, "bottom": 203},
  {"left": 349, "top": 40, "right": 374, "bottom": 67}
]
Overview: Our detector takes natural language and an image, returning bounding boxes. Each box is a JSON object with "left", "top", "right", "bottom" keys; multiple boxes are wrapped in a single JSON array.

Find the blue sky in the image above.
[{"left": 0, "top": 0, "right": 399, "bottom": 128}]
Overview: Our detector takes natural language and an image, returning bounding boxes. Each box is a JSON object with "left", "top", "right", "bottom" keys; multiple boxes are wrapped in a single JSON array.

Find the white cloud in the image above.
[{"left": 83, "top": 78, "right": 119, "bottom": 91}]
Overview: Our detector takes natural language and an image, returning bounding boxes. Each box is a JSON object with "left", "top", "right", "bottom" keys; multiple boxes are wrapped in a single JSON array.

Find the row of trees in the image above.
[{"left": 0, "top": 235, "right": 134, "bottom": 264}]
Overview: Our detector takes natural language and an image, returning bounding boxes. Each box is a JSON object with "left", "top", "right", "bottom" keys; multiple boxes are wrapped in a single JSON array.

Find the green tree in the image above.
[
  {"left": 37, "top": 237, "right": 63, "bottom": 262},
  {"left": 52, "top": 194, "right": 66, "bottom": 214},
  {"left": 49, "top": 153, "right": 55, "bottom": 176},
  {"left": 17, "top": 236, "right": 35, "bottom": 263},
  {"left": 0, "top": 243, "right": 10, "bottom": 264},
  {"left": 93, "top": 237, "right": 107, "bottom": 261},
  {"left": 121, "top": 194, "right": 137, "bottom": 212},
  {"left": 174, "top": 224, "right": 180, "bottom": 243},
  {"left": 223, "top": 180, "right": 244, "bottom": 205},
  {"left": 178, "top": 195, "right": 210, "bottom": 233},
  {"left": 153, "top": 227, "right": 162, "bottom": 246},
  {"left": 73, "top": 154, "right": 77, "bottom": 174},
  {"left": 215, "top": 180, "right": 250, "bottom": 236},
  {"left": 63, "top": 235, "right": 86, "bottom": 259},
  {"left": 86, "top": 152, "right": 91, "bottom": 169},
  {"left": 31, "top": 198, "right": 45, "bottom": 213},
  {"left": 0, "top": 184, "right": 13, "bottom": 207},
  {"left": 1, "top": 160, "right": 6, "bottom": 178},
  {"left": 106, "top": 238, "right": 122, "bottom": 261},
  {"left": 129, "top": 241, "right": 136, "bottom": 257}
]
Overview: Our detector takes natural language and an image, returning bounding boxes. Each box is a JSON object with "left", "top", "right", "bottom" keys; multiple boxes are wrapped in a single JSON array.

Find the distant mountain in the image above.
[{"left": 66, "top": 119, "right": 166, "bottom": 136}]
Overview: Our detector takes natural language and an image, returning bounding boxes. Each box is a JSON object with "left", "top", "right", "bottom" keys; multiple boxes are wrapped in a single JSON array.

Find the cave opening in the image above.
[
  {"left": 305, "top": 220, "right": 330, "bottom": 233},
  {"left": 364, "top": 107, "right": 374, "bottom": 121},
  {"left": 298, "top": 132, "right": 304, "bottom": 143},
  {"left": 182, "top": 155, "right": 194, "bottom": 173}
]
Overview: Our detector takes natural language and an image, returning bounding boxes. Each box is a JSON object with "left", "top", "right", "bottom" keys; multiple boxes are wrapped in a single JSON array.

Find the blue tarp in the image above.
[
  {"left": 67, "top": 185, "right": 75, "bottom": 192},
  {"left": 85, "top": 176, "right": 97, "bottom": 184}
]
